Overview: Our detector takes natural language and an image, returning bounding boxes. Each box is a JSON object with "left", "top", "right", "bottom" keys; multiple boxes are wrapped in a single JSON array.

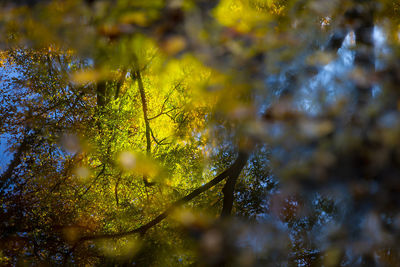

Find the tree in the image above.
[{"left": 1, "top": 0, "right": 400, "bottom": 266}]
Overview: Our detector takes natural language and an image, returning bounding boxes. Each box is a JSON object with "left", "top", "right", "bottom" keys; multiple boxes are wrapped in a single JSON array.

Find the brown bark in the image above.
[
  {"left": 135, "top": 70, "right": 151, "bottom": 157},
  {"left": 134, "top": 69, "right": 155, "bottom": 187}
]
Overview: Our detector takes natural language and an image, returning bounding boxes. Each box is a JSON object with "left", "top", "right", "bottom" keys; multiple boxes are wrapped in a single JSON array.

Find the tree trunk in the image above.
[
  {"left": 351, "top": 2, "right": 375, "bottom": 107},
  {"left": 221, "top": 151, "right": 249, "bottom": 217}
]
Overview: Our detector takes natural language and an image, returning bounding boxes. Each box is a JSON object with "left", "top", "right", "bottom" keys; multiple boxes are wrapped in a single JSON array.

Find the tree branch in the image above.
[
  {"left": 134, "top": 69, "right": 156, "bottom": 187},
  {"left": 114, "top": 69, "right": 127, "bottom": 99},
  {"left": 135, "top": 69, "right": 151, "bottom": 156},
  {"left": 115, "top": 172, "right": 121, "bottom": 206},
  {"left": 324, "top": 28, "right": 349, "bottom": 52},
  {"left": 221, "top": 151, "right": 249, "bottom": 217},
  {"left": 78, "top": 164, "right": 105, "bottom": 199},
  {"left": 0, "top": 130, "right": 33, "bottom": 191},
  {"left": 148, "top": 107, "right": 178, "bottom": 121},
  {"left": 73, "top": 152, "right": 248, "bottom": 244},
  {"left": 96, "top": 80, "right": 107, "bottom": 108}
]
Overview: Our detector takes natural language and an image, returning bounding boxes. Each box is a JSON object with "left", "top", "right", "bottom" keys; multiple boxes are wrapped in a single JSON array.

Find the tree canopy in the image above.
[{"left": 1, "top": 0, "right": 400, "bottom": 266}]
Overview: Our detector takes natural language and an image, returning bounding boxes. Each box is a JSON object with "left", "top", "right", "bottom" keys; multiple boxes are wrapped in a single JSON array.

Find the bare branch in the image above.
[
  {"left": 73, "top": 152, "right": 248, "bottom": 243},
  {"left": 78, "top": 164, "right": 105, "bottom": 199}
]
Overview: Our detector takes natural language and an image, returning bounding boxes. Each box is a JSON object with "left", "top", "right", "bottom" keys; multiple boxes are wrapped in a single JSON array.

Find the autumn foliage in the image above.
[{"left": 1, "top": 0, "right": 400, "bottom": 266}]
